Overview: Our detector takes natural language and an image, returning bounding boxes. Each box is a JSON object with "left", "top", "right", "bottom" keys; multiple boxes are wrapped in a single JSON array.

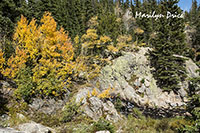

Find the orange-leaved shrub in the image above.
[{"left": 1, "top": 12, "right": 74, "bottom": 99}]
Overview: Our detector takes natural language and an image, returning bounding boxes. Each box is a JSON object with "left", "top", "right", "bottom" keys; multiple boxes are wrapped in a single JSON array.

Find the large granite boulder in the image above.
[{"left": 97, "top": 47, "right": 199, "bottom": 109}]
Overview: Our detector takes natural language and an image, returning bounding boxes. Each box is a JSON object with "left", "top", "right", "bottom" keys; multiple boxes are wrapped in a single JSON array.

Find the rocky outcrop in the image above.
[
  {"left": 76, "top": 87, "right": 122, "bottom": 122},
  {"left": 29, "top": 95, "right": 69, "bottom": 115},
  {"left": 0, "top": 80, "right": 14, "bottom": 97},
  {"left": 96, "top": 47, "right": 199, "bottom": 109},
  {"left": 75, "top": 47, "right": 199, "bottom": 120}
]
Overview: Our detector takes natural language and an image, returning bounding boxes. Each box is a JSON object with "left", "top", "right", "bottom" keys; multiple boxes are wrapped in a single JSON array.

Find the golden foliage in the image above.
[
  {"left": 3, "top": 48, "right": 28, "bottom": 78},
  {"left": 14, "top": 16, "right": 40, "bottom": 59},
  {"left": 88, "top": 16, "right": 99, "bottom": 28},
  {"left": 107, "top": 35, "right": 132, "bottom": 53},
  {"left": 100, "top": 36, "right": 112, "bottom": 44},
  {"left": 0, "top": 49, "right": 5, "bottom": 70},
  {"left": 74, "top": 35, "right": 80, "bottom": 46},
  {"left": 107, "top": 45, "right": 119, "bottom": 53},
  {"left": 87, "top": 87, "right": 115, "bottom": 99},
  {"left": 97, "top": 87, "right": 115, "bottom": 99},
  {"left": 73, "top": 26, "right": 112, "bottom": 80},
  {"left": 91, "top": 88, "right": 98, "bottom": 96},
  {"left": 73, "top": 55, "right": 102, "bottom": 80},
  {"left": 81, "top": 29, "right": 99, "bottom": 50},
  {"left": 135, "top": 28, "right": 144, "bottom": 35},
  {"left": 2, "top": 12, "right": 74, "bottom": 97}
]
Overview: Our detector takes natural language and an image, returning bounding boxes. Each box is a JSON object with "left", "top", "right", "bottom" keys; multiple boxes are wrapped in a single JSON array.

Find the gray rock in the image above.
[
  {"left": 123, "top": 8, "right": 135, "bottom": 31},
  {"left": 138, "top": 84, "right": 145, "bottom": 93},
  {"left": 134, "top": 79, "right": 141, "bottom": 87},
  {"left": 96, "top": 131, "right": 110, "bottom": 133},
  {"left": 0, "top": 81, "right": 13, "bottom": 96},
  {"left": 76, "top": 89, "right": 121, "bottom": 122},
  {"left": 16, "top": 114, "right": 26, "bottom": 120},
  {"left": 184, "top": 25, "right": 196, "bottom": 47},
  {"left": 75, "top": 87, "right": 95, "bottom": 104},
  {"left": 0, "top": 127, "right": 25, "bottom": 133},
  {"left": 185, "top": 58, "right": 199, "bottom": 78},
  {"left": 17, "top": 121, "right": 55, "bottom": 133},
  {"left": 29, "top": 97, "right": 68, "bottom": 115},
  {"left": 97, "top": 47, "right": 189, "bottom": 109}
]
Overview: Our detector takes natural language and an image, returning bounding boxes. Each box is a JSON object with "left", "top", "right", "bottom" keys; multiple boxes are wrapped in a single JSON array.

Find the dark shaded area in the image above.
[
  {"left": 108, "top": 97, "right": 187, "bottom": 119},
  {"left": 0, "top": 82, "right": 8, "bottom": 115}
]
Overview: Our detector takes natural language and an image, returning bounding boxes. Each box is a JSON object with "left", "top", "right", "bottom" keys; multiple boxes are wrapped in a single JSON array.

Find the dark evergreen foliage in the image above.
[{"left": 150, "top": 0, "right": 187, "bottom": 92}]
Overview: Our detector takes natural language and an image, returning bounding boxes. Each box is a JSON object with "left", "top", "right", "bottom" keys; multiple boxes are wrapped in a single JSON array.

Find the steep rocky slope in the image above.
[{"left": 76, "top": 47, "right": 199, "bottom": 121}]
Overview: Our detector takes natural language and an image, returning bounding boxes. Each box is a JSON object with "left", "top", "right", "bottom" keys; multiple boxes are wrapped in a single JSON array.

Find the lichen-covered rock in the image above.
[
  {"left": 75, "top": 88, "right": 121, "bottom": 122},
  {"left": 97, "top": 47, "right": 199, "bottom": 109}
]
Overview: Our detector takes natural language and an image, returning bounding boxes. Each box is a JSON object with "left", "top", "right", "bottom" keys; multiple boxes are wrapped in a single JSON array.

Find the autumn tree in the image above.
[{"left": 1, "top": 12, "right": 74, "bottom": 100}]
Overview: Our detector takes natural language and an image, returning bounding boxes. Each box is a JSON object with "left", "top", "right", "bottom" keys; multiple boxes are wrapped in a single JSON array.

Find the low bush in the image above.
[
  {"left": 60, "top": 99, "right": 81, "bottom": 123},
  {"left": 92, "top": 118, "right": 115, "bottom": 133}
]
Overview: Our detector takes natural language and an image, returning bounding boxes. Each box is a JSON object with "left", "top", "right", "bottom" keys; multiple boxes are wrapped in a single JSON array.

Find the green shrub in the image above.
[
  {"left": 114, "top": 97, "right": 123, "bottom": 112},
  {"left": 14, "top": 67, "right": 35, "bottom": 102},
  {"left": 140, "top": 78, "right": 145, "bottom": 84},
  {"left": 169, "top": 117, "right": 192, "bottom": 132},
  {"left": 60, "top": 99, "right": 81, "bottom": 123},
  {"left": 30, "top": 111, "right": 61, "bottom": 127},
  {"left": 155, "top": 119, "right": 170, "bottom": 132},
  {"left": 92, "top": 118, "right": 115, "bottom": 133},
  {"left": 181, "top": 72, "right": 200, "bottom": 132},
  {"left": 7, "top": 101, "right": 29, "bottom": 127},
  {"left": 132, "top": 108, "right": 145, "bottom": 119}
]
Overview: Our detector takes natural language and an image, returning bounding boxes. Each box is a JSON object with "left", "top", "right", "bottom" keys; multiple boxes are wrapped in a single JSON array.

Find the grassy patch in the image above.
[{"left": 114, "top": 108, "right": 190, "bottom": 133}]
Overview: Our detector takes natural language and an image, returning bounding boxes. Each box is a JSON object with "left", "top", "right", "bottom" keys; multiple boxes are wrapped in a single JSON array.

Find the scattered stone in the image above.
[
  {"left": 96, "top": 130, "right": 110, "bottom": 133},
  {"left": 17, "top": 121, "right": 55, "bottom": 133}
]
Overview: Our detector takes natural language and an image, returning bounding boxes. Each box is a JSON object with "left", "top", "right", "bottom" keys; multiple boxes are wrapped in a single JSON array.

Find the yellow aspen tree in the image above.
[{"left": 2, "top": 12, "right": 74, "bottom": 97}]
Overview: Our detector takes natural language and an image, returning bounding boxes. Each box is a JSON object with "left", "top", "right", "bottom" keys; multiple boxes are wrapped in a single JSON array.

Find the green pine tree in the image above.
[
  {"left": 150, "top": 0, "right": 187, "bottom": 92},
  {"left": 190, "top": 0, "right": 198, "bottom": 26},
  {"left": 182, "top": 68, "right": 200, "bottom": 132},
  {"left": 0, "top": 0, "right": 28, "bottom": 59}
]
